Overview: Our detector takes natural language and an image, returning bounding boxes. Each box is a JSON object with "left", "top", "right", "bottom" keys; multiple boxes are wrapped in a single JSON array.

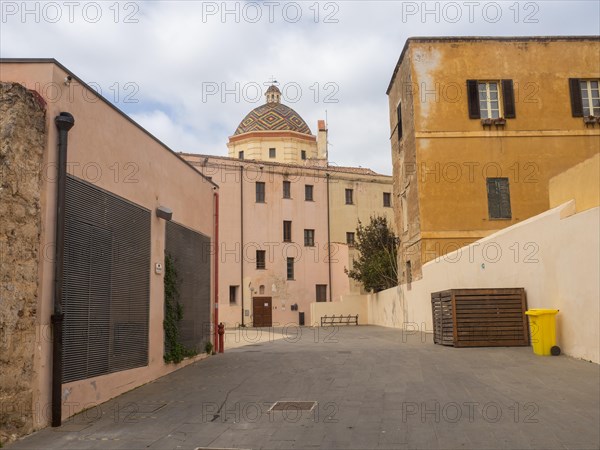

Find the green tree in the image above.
[{"left": 346, "top": 216, "right": 398, "bottom": 293}]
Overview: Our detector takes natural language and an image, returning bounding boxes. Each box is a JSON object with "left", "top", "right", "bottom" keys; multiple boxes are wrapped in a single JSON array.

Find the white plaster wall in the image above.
[{"left": 312, "top": 202, "right": 600, "bottom": 363}]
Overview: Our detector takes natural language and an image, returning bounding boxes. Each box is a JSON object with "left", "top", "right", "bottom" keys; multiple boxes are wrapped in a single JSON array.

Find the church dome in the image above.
[{"left": 233, "top": 85, "right": 312, "bottom": 136}]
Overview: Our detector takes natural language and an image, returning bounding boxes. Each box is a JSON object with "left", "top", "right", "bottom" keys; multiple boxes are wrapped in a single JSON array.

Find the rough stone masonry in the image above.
[{"left": 0, "top": 82, "right": 46, "bottom": 444}]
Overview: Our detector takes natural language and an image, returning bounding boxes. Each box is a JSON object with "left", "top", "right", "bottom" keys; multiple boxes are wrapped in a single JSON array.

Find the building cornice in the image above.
[
  {"left": 228, "top": 130, "right": 317, "bottom": 144},
  {"left": 386, "top": 35, "right": 600, "bottom": 95}
]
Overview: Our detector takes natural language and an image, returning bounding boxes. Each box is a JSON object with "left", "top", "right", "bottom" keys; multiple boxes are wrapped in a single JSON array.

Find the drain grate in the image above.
[{"left": 268, "top": 401, "right": 317, "bottom": 412}]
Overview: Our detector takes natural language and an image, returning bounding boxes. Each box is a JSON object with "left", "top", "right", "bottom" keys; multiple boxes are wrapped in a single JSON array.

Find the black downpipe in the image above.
[
  {"left": 240, "top": 165, "right": 245, "bottom": 326},
  {"left": 51, "top": 112, "right": 75, "bottom": 427},
  {"left": 326, "top": 173, "right": 332, "bottom": 301}
]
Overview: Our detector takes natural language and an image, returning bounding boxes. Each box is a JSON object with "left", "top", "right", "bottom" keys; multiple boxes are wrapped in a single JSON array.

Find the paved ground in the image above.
[{"left": 8, "top": 326, "right": 600, "bottom": 450}]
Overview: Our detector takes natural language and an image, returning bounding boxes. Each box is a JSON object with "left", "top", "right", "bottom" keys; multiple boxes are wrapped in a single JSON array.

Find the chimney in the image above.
[{"left": 317, "top": 120, "right": 328, "bottom": 160}]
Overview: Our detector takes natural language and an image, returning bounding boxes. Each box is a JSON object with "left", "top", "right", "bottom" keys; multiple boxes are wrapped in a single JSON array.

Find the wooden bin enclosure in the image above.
[{"left": 431, "top": 288, "right": 529, "bottom": 347}]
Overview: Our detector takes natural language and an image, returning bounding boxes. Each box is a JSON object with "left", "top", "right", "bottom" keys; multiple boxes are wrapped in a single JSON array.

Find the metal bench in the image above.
[{"left": 320, "top": 314, "right": 359, "bottom": 326}]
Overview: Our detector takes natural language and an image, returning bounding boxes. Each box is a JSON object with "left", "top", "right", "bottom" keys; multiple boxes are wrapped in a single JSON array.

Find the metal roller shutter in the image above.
[
  {"left": 165, "top": 222, "right": 211, "bottom": 353},
  {"left": 62, "top": 176, "right": 150, "bottom": 383}
]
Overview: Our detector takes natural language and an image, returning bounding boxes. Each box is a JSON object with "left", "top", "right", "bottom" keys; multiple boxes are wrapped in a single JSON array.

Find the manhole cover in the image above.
[{"left": 268, "top": 401, "right": 317, "bottom": 412}]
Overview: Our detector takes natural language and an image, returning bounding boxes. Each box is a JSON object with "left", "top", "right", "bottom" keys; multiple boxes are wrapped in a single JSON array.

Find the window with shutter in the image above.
[
  {"left": 486, "top": 178, "right": 512, "bottom": 219},
  {"left": 283, "top": 181, "right": 291, "bottom": 199},
  {"left": 256, "top": 182, "right": 265, "bottom": 203},
  {"left": 304, "top": 229, "right": 315, "bottom": 247},
  {"left": 345, "top": 189, "right": 353, "bottom": 205},
  {"left": 283, "top": 221, "right": 292, "bottom": 242},
  {"left": 383, "top": 192, "right": 391, "bottom": 207},
  {"left": 256, "top": 250, "right": 266, "bottom": 269},
  {"left": 346, "top": 232, "right": 355, "bottom": 246},
  {"left": 468, "top": 79, "right": 515, "bottom": 120},
  {"left": 305, "top": 184, "right": 313, "bottom": 201}
]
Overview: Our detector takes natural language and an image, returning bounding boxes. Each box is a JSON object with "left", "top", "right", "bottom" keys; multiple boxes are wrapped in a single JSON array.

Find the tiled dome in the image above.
[
  {"left": 234, "top": 103, "right": 312, "bottom": 135},
  {"left": 233, "top": 85, "right": 312, "bottom": 136}
]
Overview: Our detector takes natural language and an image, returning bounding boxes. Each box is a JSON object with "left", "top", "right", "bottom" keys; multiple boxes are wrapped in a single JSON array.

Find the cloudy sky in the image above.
[{"left": 1, "top": 1, "right": 599, "bottom": 174}]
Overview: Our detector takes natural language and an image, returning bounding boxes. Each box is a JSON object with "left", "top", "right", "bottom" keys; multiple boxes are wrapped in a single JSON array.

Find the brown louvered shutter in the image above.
[
  {"left": 502, "top": 80, "right": 516, "bottom": 119},
  {"left": 569, "top": 78, "right": 583, "bottom": 117},
  {"left": 486, "top": 178, "right": 511, "bottom": 219},
  {"left": 498, "top": 179, "right": 512, "bottom": 219},
  {"left": 467, "top": 80, "right": 480, "bottom": 119}
]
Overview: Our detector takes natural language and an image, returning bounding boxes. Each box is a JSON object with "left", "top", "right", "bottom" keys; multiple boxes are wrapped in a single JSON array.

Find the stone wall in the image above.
[{"left": 0, "top": 82, "right": 46, "bottom": 444}]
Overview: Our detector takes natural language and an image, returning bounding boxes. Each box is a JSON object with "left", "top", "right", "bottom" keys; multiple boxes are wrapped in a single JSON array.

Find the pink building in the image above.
[
  {"left": 182, "top": 86, "right": 394, "bottom": 327},
  {"left": 0, "top": 59, "right": 216, "bottom": 441}
]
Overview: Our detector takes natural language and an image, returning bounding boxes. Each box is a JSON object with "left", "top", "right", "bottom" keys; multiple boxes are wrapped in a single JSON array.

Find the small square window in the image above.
[
  {"left": 238, "top": 151, "right": 244, "bottom": 159},
  {"left": 304, "top": 229, "right": 315, "bottom": 247},
  {"left": 383, "top": 192, "right": 391, "bottom": 207},
  {"left": 301, "top": 150, "right": 306, "bottom": 160},
  {"left": 256, "top": 250, "right": 266, "bottom": 270},
  {"left": 345, "top": 189, "right": 353, "bottom": 205},
  {"left": 286, "top": 257, "right": 294, "bottom": 280},
  {"left": 305, "top": 185, "right": 314, "bottom": 201},
  {"left": 283, "top": 181, "right": 291, "bottom": 199},
  {"left": 269, "top": 148, "right": 276, "bottom": 158}
]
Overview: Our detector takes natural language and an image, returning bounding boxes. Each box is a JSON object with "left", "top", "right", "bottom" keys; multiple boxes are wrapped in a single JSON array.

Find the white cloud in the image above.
[{"left": 1, "top": 0, "right": 599, "bottom": 175}]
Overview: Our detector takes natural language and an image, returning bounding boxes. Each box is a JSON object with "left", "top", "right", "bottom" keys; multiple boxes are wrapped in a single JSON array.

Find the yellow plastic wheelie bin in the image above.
[{"left": 525, "top": 309, "right": 560, "bottom": 356}]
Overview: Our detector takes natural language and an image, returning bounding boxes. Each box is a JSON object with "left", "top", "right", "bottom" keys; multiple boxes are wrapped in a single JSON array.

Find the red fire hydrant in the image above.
[{"left": 218, "top": 322, "right": 225, "bottom": 353}]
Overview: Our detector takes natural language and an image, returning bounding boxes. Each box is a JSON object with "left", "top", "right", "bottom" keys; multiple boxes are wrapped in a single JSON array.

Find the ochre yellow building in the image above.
[{"left": 387, "top": 36, "right": 600, "bottom": 281}]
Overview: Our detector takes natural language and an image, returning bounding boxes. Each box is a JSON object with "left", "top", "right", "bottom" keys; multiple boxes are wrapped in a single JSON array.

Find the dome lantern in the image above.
[{"left": 265, "top": 84, "right": 281, "bottom": 104}]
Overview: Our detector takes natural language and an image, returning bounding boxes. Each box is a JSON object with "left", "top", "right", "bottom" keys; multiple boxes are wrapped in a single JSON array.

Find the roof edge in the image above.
[
  {"left": 180, "top": 152, "right": 393, "bottom": 178},
  {"left": 0, "top": 58, "right": 219, "bottom": 188},
  {"left": 386, "top": 35, "right": 600, "bottom": 95}
]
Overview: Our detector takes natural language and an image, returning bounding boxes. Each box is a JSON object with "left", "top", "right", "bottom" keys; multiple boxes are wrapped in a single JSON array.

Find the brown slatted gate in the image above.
[{"left": 431, "top": 288, "right": 529, "bottom": 347}]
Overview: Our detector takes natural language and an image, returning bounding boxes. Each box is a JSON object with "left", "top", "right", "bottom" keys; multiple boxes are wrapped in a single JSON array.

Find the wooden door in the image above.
[{"left": 252, "top": 297, "right": 272, "bottom": 327}]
